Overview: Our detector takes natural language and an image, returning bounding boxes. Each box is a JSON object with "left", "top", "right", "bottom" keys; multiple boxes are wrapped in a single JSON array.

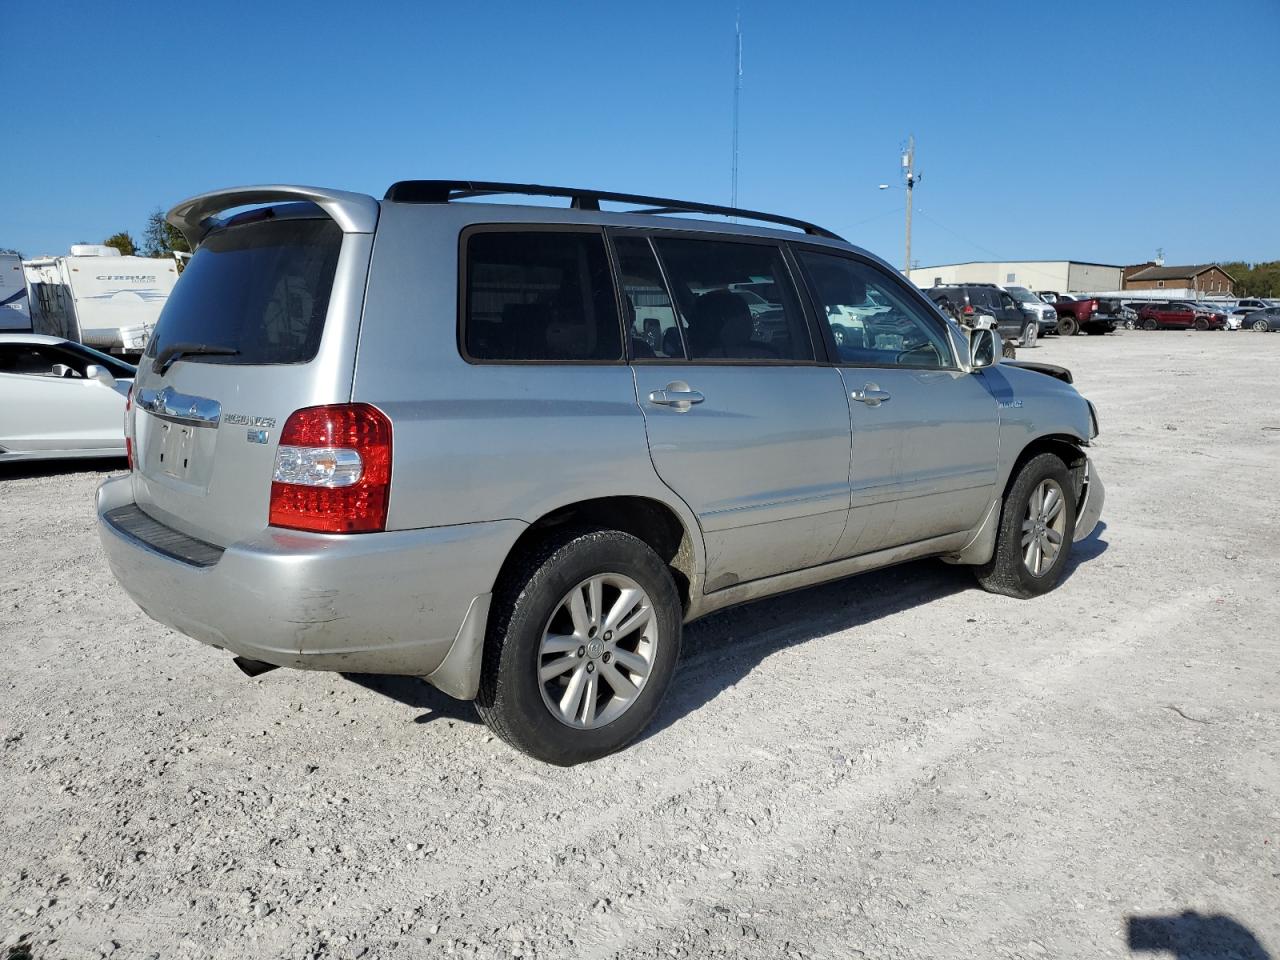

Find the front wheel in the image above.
[
  {"left": 1057, "top": 316, "right": 1079, "bottom": 337},
  {"left": 974, "top": 453, "right": 1077, "bottom": 599},
  {"left": 1021, "top": 322, "right": 1038, "bottom": 348},
  {"left": 1253, "top": 318, "right": 1270, "bottom": 332},
  {"left": 476, "top": 529, "right": 682, "bottom": 764},
  {"left": 1194, "top": 318, "right": 1209, "bottom": 331},
  {"left": 1142, "top": 318, "right": 1159, "bottom": 331}
]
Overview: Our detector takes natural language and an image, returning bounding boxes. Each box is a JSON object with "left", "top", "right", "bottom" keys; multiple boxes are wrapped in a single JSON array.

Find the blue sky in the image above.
[{"left": 4, "top": 0, "right": 1277, "bottom": 267}]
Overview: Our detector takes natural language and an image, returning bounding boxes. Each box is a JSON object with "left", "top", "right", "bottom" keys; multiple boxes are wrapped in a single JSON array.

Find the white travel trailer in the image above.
[
  {"left": 24, "top": 245, "right": 179, "bottom": 354},
  {"left": 0, "top": 253, "right": 31, "bottom": 331}
]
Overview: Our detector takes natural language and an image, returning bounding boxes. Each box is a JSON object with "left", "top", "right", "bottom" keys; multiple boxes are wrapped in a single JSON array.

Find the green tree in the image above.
[
  {"left": 104, "top": 231, "right": 138, "bottom": 256},
  {"left": 143, "top": 208, "right": 190, "bottom": 257},
  {"left": 1219, "top": 261, "right": 1280, "bottom": 298}
]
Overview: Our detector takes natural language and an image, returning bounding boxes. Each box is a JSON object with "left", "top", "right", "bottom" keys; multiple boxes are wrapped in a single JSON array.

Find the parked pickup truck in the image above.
[{"left": 1046, "top": 295, "right": 1116, "bottom": 337}]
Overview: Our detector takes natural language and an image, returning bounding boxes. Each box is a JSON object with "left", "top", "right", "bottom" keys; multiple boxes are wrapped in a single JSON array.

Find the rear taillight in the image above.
[
  {"left": 268, "top": 404, "right": 392, "bottom": 534},
  {"left": 963, "top": 304, "right": 974, "bottom": 315},
  {"left": 124, "top": 383, "right": 135, "bottom": 470}
]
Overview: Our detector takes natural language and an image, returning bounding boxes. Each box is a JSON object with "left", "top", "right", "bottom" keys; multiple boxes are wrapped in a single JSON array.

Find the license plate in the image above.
[{"left": 158, "top": 421, "right": 196, "bottom": 479}]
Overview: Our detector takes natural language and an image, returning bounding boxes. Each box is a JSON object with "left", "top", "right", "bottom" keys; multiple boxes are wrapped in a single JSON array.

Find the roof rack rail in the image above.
[{"left": 383, "top": 180, "right": 843, "bottom": 241}]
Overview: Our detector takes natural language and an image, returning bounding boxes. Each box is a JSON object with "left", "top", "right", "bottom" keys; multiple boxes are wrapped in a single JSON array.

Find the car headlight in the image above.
[{"left": 1087, "top": 400, "right": 1100, "bottom": 439}]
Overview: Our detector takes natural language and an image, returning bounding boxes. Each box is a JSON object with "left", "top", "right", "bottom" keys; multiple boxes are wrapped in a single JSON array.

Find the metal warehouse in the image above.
[{"left": 908, "top": 260, "right": 1124, "bottom": 294}]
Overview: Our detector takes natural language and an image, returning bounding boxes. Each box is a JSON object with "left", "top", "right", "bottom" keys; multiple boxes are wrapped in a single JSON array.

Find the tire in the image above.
[
  {"left": 475, "top": 528, "right": 682, "bottom": 765},
  {"left": 1142, "top": 318, "right": 1159, "bottom": 331},
  {"left": 973, "top": 452, "right": 1078, "bottom": 599},
  {"left": 1057, "top": 316, "right": 1079, "bottom": 337},
  {"left": 1002, "top": 340, "right": 1017, "bottom": 359},
  {"left": 1253, "top": 318, "right": 1270, "bottom": 332},
  {"left": 1194, "top": 318, "right": 1209, "bottom": 331},
  {"left": 1124, "top": 319, "right": 1136, "bottom": 330},
  {"left": 1021, "top": 322, "right": 1038, "bottom": 348}
]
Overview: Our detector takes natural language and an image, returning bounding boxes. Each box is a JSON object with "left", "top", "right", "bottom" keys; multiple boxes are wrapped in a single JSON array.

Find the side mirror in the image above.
[
  {"left": 85, "top": 364, "right": 116, "bottom": 388},
  {"left": 970, "top": 328, "right": 1001, "bottom": 369}
]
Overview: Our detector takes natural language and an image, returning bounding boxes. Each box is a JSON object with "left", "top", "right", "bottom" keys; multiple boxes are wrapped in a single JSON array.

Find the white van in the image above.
[
  {"left": 24, "top": 245, "right": 180, "bottom": 354},
  {"left": 0, "top": 253, "right": 31, "bottom": 331}
]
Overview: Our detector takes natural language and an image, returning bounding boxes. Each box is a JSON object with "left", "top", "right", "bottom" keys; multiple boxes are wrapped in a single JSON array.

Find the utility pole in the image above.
[
  {"left": 903, "top": 135, "right": 916, "bottom": 274},
  {"left": 731, "top": 10, "right": 742, "bottom": 209}
]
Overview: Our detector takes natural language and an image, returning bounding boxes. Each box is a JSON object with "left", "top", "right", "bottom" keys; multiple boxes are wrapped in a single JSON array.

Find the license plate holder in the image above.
[{"left": 158, "top": 421, "right": 196, "bottom": 479}]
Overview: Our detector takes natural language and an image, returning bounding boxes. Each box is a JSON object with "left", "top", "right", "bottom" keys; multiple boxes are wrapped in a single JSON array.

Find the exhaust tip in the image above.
[{"left": 233, "top": 656, "right": 280, "bottom": 678}]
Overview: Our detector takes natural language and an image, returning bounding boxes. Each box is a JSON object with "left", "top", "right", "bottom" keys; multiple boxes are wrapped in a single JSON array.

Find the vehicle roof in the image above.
[
  {"left": 170, "top": 182, "right": 903, "bottom": 283},
  {"left": 0, "top": 333, "right": 70, "bottom": 345},
  {"left": 379, "top": 196, "right": 864, "bottom": 254}
]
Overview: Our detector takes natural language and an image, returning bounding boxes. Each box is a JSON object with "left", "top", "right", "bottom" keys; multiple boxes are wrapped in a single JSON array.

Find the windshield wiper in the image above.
[{"left": 153, "top": 342, "right": 240, "bottom": 375}]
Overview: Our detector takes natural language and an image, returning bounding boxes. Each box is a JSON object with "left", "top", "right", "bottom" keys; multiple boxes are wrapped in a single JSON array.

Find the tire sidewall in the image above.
[
  {"left": 483, "top": 531, "right": 681, "bottom": 764},
  {"left": 1005, "top": 455, "right": 1077, "bottom": 595}
]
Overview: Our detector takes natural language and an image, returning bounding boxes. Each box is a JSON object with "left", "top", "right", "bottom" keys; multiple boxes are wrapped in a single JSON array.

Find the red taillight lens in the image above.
[
  {"left": 124, "top": 383, "right": 135, "bottom": 470},
  {"left": 963, "top": 305, "right": 974, "bottom": 315},
  {"left": 268, "top": 404, "right": 392, "bottom": 534}
]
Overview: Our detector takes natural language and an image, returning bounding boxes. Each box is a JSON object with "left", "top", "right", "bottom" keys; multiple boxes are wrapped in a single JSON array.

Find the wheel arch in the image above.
[
  {"left": 1003, "top": 433, "right": 1088, "bottom": 503},
  {"left": 495, "top": 495, "right": 703, "bottom": 616}
]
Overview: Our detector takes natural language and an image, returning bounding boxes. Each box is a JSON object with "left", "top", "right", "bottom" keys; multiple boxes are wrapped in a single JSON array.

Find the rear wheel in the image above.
[
  {"left": 1002, "top": 339, "right": 1017, "bottom": 359},
  {"left": 476, "top": 529, "right": 682, "bottom": 765},
  {"left": 974, "top": 453, "right": 1077, "bottom": 599},
  {"left": 1057, "top": 315, "right": 1079, "bottom": 337}
]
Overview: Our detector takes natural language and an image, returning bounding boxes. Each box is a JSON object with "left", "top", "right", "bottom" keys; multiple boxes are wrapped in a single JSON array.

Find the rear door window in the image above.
[
  {"left": 612, "top": 234, "right": 685, "bottom": 359},
  {"left": 650, "top": 237, "right": 813, "bottom": 362},
  {"left": 147, "top": 217, "right": 343, "bottom": 366},
  {"left": 463, "top": 231, "right": 622, "bottom": 362}
]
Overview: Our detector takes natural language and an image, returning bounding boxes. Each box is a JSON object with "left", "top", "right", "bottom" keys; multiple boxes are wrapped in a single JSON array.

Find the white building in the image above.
[{"left": 908, "top": 260, "right": 1124, "bottom": 295}]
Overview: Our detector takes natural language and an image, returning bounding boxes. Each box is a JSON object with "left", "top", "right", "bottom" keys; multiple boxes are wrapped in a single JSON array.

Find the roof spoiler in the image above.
[{"left": 166, "top": 185, "right": 380, "bottom": 248}]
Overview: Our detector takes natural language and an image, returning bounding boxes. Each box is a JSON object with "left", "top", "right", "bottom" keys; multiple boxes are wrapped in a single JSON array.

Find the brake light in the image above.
[
  {"left": 124, "top": 383, "right": 135, "bottom": 471},
  {"left": 963, "top": 304, "right": 974, "bottom": 315},
  {"left": 268, "top": 404, "right": 393, "bottom": 533}
]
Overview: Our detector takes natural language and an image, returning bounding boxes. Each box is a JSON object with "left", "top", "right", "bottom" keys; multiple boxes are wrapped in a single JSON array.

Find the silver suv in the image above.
[{"left": 97, "top": 181, "right": 1104, "bottom": 764}]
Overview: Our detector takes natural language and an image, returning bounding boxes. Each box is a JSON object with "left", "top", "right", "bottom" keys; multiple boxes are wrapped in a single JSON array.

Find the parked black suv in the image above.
[{"left": 924, "top": 284, "right": 1052, "bottom": 346}]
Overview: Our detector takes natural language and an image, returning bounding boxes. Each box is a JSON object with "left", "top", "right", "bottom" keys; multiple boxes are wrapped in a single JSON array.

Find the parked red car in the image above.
[{"left": 1137, "top": 302, "right": 1225, "bottom": 331}]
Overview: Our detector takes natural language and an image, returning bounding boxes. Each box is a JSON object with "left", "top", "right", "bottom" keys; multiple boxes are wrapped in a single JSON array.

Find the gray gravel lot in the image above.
[{"left": 2, "top": 330, "right": 1278, "bottom": 960}]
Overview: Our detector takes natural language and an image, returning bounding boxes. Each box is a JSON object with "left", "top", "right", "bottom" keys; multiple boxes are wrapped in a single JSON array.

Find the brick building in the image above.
[{"left": 1123, "top": 264, "right": 1236, "bottom": 295}]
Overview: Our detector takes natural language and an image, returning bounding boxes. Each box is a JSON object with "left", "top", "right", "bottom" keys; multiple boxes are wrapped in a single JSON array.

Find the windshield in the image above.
[
  {"left": 146, "top": 216, "right": 343, "bottom": 366},
  {"left": 1005, "top": 286, "right": 1040, "bottom": 304}
]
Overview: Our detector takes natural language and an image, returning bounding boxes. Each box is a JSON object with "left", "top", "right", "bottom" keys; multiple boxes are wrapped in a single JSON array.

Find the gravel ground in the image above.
[{"left": 2, "top": 331, "right": 1278, "bottom": 960}]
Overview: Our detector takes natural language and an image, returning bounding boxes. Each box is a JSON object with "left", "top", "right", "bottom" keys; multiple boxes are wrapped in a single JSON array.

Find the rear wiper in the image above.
[{"left": 153, "top": 342, "right": 240, "bottom": 375}]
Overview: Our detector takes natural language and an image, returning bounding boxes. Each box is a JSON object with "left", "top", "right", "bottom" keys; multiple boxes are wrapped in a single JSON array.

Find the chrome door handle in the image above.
[
  {"left": 648, "top": 388, "right": 705, "bottom": 406},
  {"left": 851, "top": 387, "right": 891, "bottom": 406}
]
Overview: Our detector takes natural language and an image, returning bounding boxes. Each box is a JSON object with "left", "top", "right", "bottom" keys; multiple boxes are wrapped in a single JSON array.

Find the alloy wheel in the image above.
[
  {"left": 1021, "top": 479, "right": 1067, "bottom": 577},
  {"left": 537, "top": 573, "right": 658, "bottom": 729}
]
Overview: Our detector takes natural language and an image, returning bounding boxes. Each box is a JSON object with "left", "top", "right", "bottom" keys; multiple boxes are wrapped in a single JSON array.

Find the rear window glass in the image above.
[
  {"left": 464, "top": 231, "right": 621, "bottom": 362},
  {"left": 146, "top": 217, "right": 342, "bottom": 366}
]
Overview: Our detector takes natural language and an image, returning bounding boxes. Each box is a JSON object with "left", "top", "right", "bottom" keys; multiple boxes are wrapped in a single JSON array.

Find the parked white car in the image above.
[{"left": 0, "top": 333, "right": 135, "bottom": 462}]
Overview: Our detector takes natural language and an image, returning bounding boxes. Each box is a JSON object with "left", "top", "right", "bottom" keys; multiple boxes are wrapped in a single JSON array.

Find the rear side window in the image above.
[
  {"left": 613, "top": 234, "right": 685, "bottom": 359},
  {"left": 464, "top": 231, "right": 622, "bottom": 362},
  {"left": 651, "top": 237, "right": 813, "bottom": 362},
  {"left": 147, "top": 217, "right": 342, "bottom": 366}
]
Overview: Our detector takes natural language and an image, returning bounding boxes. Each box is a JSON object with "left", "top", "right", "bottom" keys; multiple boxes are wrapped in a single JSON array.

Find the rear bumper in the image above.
[
  {"left": 1073, "top": 457, "right": 1105, "bottom": 543},
  {"left": 96, "top": 475, "right": 524, "bottom": 688}
]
